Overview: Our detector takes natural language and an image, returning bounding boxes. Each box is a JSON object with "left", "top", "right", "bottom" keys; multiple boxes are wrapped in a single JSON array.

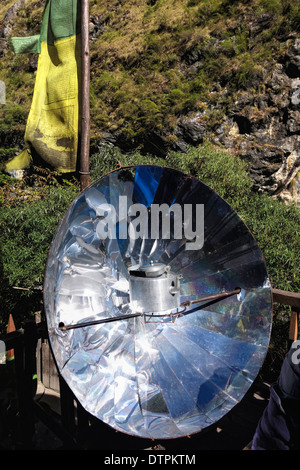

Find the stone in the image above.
[
  {"left": 287, "top": 110, "right": 300, "bottom": 134},
  {"left": 284, "top": 39, "right": 300, "bottom": 78},
  {"left": 0, "top": 0, "right": 25, "bottom": 39},
  {"left": 175, "top": 114, "right": 207, "bottom": 146},
  {"left": 291, "top": 88, "right": 300, "bottom": 106},
  {"left": 0, "top": 79, "right": 5, "bottom": 104}
]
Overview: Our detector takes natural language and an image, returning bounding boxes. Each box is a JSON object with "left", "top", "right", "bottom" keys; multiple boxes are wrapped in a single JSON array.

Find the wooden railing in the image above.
[
  {"left": 272, "top": 288, "right": 300, "bottom": 345},
  {"left": 0, "top": 287, "right": 299, "bottom": 449}
]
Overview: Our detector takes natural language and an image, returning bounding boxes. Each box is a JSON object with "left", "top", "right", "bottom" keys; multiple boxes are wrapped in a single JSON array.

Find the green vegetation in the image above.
[
  {"left": 1, "top": 0, "right": 299, "bottom": 150},
  {"left": 0, "top": 168, "right": 79, "bottom": 331},
  {"left": 85, "top": 0, "right": 299, "bottom": 146}
]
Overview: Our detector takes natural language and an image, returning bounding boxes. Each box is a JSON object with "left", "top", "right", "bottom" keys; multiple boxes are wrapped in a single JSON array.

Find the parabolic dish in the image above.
[{"left": 43, "top": 165, "right": 272, "bottom": 439}]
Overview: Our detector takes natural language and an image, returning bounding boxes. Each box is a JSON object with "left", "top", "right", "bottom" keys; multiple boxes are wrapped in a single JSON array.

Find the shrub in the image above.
[
  {"left": 239, "top": 193, "right": 300, "bottom": 293},
  {"left": 0, "top": 173, "right": 78, "bottom": 331},
  {"left": 0, "top": 105, "right": 28, "bottom": 133}
]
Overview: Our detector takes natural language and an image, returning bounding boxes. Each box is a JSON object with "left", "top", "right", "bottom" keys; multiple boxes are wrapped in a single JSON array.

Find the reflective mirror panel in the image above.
[{"left": 44, "top": 166, "right": 272, "bottom": 439}]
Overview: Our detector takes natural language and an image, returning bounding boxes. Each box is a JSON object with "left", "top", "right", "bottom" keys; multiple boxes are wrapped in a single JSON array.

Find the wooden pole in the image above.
[
  {"left": 80, "top": 0, "right": 91, "bottom": 191},
  {"left": 6, "top": 313, "right": 16, "bottom": 360},
  {"left": 272, "top": 288, "right": 299, "bottom": 350},
  {"left": 289, "top": 310, "right": 299, "bottom": 342}
]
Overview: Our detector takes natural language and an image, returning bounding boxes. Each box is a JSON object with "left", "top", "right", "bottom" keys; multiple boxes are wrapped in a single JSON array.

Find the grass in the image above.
[
  {"left": 0, "top": 167, "right": 79, "bottom": 331},
  {"left": 1, "top": 0, "right": 299, "bottom": 152},
  {"left": 87, "top": 0, "right": 298, "bottom": 146}
]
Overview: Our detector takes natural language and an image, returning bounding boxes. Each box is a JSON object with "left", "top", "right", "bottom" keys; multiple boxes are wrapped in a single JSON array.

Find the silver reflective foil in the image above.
[{"left": 43, "top": 166, "right": 272, "bottom": 439}]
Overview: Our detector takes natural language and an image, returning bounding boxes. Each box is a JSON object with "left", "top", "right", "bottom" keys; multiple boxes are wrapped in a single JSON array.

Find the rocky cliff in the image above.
[
  {"left": 162, "top": 42, "right": 300, "bottom": 204},
  {"left": 208, "top": 42, "right": 300, "bottom": 204},
  {"left": 133, "top": 27, "right": 300, "bottom": 206},
  {"left": 0, "top": 0, "right": 300, "bottom": 204}
]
